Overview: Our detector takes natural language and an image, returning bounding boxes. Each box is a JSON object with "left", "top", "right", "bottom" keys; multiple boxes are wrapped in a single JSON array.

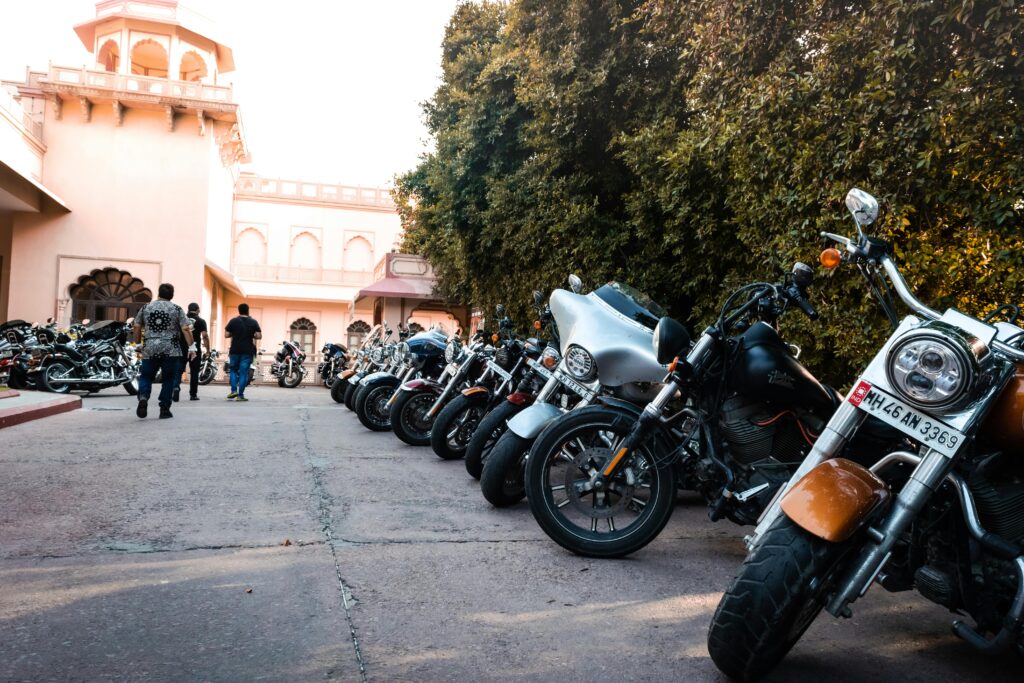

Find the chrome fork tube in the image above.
[
  {"left": 748, "top": 400, "right": 866, "bottom": 548},
  {"left": 533, "top": 373, "right": 561, "bottom": 405},
  {"left": 826, "top": 447, "right": 954, "bottom": 616},
  {"left": 427, "top": 353, "right": 472, "bottom": 417}
]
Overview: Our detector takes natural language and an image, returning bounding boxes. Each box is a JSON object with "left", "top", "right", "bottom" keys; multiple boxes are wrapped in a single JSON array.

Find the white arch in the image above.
[
  {"left": 235, "top": 227, "right": 267, "bottom": 265},
  {"left": 344, "top": 236, "right": 374, "bottom": 272}
]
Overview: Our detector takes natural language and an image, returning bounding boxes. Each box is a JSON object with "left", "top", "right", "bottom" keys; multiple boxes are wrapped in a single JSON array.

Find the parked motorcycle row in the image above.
[{"left": 330, "top": 188, "right": 1024, "bottom": 679}]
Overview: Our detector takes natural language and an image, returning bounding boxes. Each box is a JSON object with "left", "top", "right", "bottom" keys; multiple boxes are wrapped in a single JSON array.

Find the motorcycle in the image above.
[
  {"left": 330, "top": 324, "right": 384, "bottom": 404},
  {"left": 342, "top": 325, "right": 395, "bottom": 410},
  {"left": 36, "top": 320, "right": 138, "bottom": 395},
  {"left": 318, "top": 342, "right": 349, "bottom": 388},
  {"left": 271, "top": 340, "right": 307, "bottom": 388},
  {"left": 223, "top": 348, "right": 262, "bottom": 386},
  {"left": 479, "top": 276, "right": 666, "bottom": 508},
  {"left": 708, "top": 188, "right": 1024, "bottom": 680},
  {"left": 354, "top": 328, "right": 448, "bottom": 431},
  {"left": 388, "top": 325, "right": 495, "bottom": 447},
  {"left": 197, "top": 349, "right": 219, "bottom": 385}
]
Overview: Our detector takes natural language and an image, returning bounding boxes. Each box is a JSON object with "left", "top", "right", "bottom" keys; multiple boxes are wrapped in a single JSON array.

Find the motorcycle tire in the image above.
[
  {"left": 389, "top": 389, "right": 438, "bottom": 446},
  {"left": 524, "top": 406, "right": 676, "bottom": 558},
  {"left": 277, "top": 375, "right": 286, "bottom": 388},
  {"left": 464, "top": 400, "right": 525, "bottom": 479},
  {"left": 331, "top": 377, "right": 349, "bottom": 403},
  {"left": 479, "top": 432, "right": 532, "bottom": 507},
  {"left": 355, "top": 378, "right": 398, "bottom": 431},
  {"left": 41, "top": 361, "right": 74, "bottom": 394},
  {"left": 282, "top": 368, "right": 303, "bottom": 388},
  {"left": 343, "top": 381, "right": 360, "bottom": 411},
  {"left": 123, "top": 376, "right": 138, "bottom": 395},
  {"left": 430, "top": 393, "right": 488, "bottom": 461},
  {"left": 198, "top": 364, "right": 216, "bottom": 385},
  {"left": 707, "top": 516, "right": 847, "bottom": 683}
]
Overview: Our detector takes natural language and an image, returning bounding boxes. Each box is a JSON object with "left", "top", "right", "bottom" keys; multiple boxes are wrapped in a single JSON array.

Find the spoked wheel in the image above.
[
  {"left": 524, "top": 406, "right": 675, "bottom": 558},
  {"left": 430, "top": 393, "right": 487, "bottom": 460},
  {"left": 390, "top": 390, "right": 438, "bottom": 446},
  {"left": 282, "top": 368, "right": 303, "bottom": 388},
  {"left": 198, "top": 363, "right": 216, "bottom": 385},
  {"left": 42, "top": 361, "right": 74, "bottom": 394},
  {"left": 707, "top": 516, "right": 850, "bottom": 682},
  {"left": 465, "top": 401, "right": 524, "bottom": 479},
  {"left": 356, "top": 381, "right": 397, "bottom": 431}
]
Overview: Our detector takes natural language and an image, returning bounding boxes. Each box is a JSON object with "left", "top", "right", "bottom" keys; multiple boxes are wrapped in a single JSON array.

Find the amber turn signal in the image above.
[
  {"left": 668, "top": 357, "right": 679, "bottom": 373},
  {"left": 820, "top": 248, "right": 842, "bottom": 269},
  {"left": 533, "top": 320, "right": 542, "bottom": 330},
  {"left": 491, "top": 333, "right": 499, "bottom": 343},
  {"left": 543, "top": 355, "right": 557, "bottom": 369}
]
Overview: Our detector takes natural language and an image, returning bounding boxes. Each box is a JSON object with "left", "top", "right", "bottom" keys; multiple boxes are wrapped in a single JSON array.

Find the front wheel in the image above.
[
  {"left": 707, "top": 517, "right": 847, "bottom": 682},
  {"left": 343, "top": 380, "right": 360, "bottom": 411},
  {"left": 282, "top": 367, "right": 303, "bottom": 388},
  {"left": 523, "top": 406, "right": 676, "bottom": 558},
  {"left": 465, "top": 400, "right": 525, "bottom": 479},
  {"left": 123, "top": 375, "right": 138, "bottom": 395},
  {"left": 198, "top": 362, "right": 216, "bottom": 385},
  {"left": 331, "top": 376, "right": 349, "bottom": 403},
  {"left": 430, "top": 393, "right": 487, "bottom": 460},
  {"left": 390, "top": 390, "right": 437, "bottom": 446},
  {"left": 355, "top": 379, "right": 398, "bottom": 431},
  {"left": 41, "top": 361, "right": 74, "bottom": 394},
  {"left": 480, "top": 432, "right": 532, "bottom": 507}
]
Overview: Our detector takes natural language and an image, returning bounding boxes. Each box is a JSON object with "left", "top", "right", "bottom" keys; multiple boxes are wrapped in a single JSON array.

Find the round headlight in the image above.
[
  {"left": 445, "top": 340, "right": 462, "bottom": 364},
  {"left": 397, "top": 341, "right": 411, "bottom": 362},
  {"left": 371, "top": 347, "right": 383, "bottom": 363},
  {"left": 886, "top": 324, "right": 984, "bottom": 411},
  {"left": 541, "top": 346, "right": 562, "bottom": 369},
  {"left": 564, "top": 345, "right": 597, "bottom": 381}
]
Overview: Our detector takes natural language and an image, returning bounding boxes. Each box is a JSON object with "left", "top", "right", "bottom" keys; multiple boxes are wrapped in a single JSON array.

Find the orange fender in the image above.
[{"left": 781, "top": 458, "right": 890, "bottom": 543}]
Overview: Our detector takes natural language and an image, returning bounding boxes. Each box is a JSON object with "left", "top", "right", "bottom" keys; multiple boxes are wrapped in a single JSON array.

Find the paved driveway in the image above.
[{"left": 0, "top": 386, "right": 1017, "bottom": 681}]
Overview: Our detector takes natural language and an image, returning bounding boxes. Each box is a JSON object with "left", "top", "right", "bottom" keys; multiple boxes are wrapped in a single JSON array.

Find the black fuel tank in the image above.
[{"left": 729, "top": 322, "right": 834, "bottom": 416}]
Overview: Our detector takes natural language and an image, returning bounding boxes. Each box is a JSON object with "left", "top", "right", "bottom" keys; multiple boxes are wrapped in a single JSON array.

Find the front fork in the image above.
[{"left": 427, "top": 354, "right": 474, "bottom": 418}]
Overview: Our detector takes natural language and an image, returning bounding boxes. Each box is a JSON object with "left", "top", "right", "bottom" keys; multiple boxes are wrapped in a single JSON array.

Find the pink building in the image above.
[{"left": 0, "top": 0, "right": 465, "bottom": 361}]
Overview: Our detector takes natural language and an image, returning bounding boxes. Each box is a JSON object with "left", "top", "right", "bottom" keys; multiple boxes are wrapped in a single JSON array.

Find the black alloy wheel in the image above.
[
  {"left": 464, "top": 400, "right": 525, "bottom": 479},
  {"left": 430, "top": 393, "right": 487, "bottom": 460},
  {"left": 355, "top": 380, "right": 397, "bottom": 431},
  {"left": 390, "top": 389, "right": 438, "bottom": 446},
  {"left": 479, "top": 431, "right": 533, "bottom": 507}
]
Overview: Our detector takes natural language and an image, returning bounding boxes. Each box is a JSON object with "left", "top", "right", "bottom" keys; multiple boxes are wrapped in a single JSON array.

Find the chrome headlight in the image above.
[
  {"left": 445, "top": 340, "right": 463, "bottom": 364},
  {"left": 371, "top": 347, "right": 383, "bottom": 363},
  {"left": 540, "top": 346, "right": 562, "bottom": 370},
  {"left": 885, "top": 322, "right": 985, "bottom": 412},
  {"left": 564, "top": 345, "right": 597, "bottom": 381},
  {"left": 397, "top": 342, "right": 411, "bottom": 362}
]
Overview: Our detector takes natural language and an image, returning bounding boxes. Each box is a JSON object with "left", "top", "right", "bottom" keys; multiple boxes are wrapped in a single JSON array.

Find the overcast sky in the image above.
[{"left": 0, "top": 0, "right": 462, "bottom": 187}]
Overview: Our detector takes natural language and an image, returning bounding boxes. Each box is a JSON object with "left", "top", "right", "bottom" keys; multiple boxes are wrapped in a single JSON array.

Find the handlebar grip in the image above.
[{"left": 787, "top": 285, "right": 819, "bottom": 320}]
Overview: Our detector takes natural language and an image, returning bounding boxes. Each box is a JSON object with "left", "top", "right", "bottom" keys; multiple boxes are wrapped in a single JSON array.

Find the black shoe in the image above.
[
  {"left": 189, "top": 395, "right": 199, "bottom": 401},
  {"left": 136, "top": 400, "right": 148, "bottom": 418},
  {"left": 173, "top": 388, "right": 180, "bottom": 402},
  {"left": 159, "top": 408, "right": 173, "bottom": 419}
]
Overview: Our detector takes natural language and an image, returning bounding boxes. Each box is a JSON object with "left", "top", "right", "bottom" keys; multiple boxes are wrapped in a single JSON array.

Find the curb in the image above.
[{"left": 0, "top": 394, "right": 81, "bottom": 429}]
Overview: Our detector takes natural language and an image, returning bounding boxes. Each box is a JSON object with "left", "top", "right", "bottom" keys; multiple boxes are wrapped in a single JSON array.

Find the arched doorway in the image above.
[
  {"left": 68, "top": 268, "right": 152, "bottom": 322},
  {"left": 98, "top": 40, "right": 120, "bottom": 72},
  {"left": 130, "top": 39, "right": 169, "bottom": 78},
  {"left": 290, "top": 317, "right": 317, "bottom": 356},
  {"left": 347, "top": 320, "right": 371, "bottom": 348},
  {"left": 179, "top": 51, "right": 208, "bottom": 82}
]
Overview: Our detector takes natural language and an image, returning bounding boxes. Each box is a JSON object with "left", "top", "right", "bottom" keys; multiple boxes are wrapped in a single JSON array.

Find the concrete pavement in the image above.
[{"left": 0, "top": 386, "right": 1018, "bottom": 681}]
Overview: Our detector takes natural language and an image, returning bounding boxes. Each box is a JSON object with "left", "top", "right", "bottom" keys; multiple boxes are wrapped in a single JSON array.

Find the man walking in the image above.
[
  {"left": 185, "top": 303, "right": 209, "bottom": 401},
  {"left": 133, "top": 283, "right": 194, "bottom": 419},
  {"left": 224, "top": 303, "right": 261, "bottom": 401}
]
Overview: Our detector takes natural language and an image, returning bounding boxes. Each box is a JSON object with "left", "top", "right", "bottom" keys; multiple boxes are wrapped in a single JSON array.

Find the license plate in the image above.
[
  {"left": 848, "top": 381, "right": 964, "bottom": 457},
  {"left": 526, "top": 357, "right": 553, "bottom": 381},
  {"left": 487, "top": 360, "right": 513, "bottom": 382},
  {"left": 554, "top": 369, "right": 596, "bottom": 402}
]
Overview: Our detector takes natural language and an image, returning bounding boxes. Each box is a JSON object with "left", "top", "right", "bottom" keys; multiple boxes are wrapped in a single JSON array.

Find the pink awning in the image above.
[{"left": 356, "top": 277, "right": 434, "bottom": 301}]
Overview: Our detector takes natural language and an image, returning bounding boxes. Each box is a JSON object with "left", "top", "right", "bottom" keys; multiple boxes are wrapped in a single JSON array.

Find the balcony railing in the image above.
[
  {"left": 233, "top": 263, "right": 374, "bottom": 286},
  {"left": 42, "top": 66, "right": 233, "bottom": 104},
  {"left": 0, "top": 86, "right": 43, "bottom": 140},
  {"left": 234, "top": 175, "right": 395, "bottom": 209}
]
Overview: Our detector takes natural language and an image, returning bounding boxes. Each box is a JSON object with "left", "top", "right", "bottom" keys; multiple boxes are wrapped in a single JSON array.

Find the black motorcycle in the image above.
[
  {"left": 197, "top": 349, "right": 219, "bottom": 385},
  {"left": 36, "top": 320, "right": 138, "bottom": 395},
  {"left": 524, "top": 264, "right": 894, "bottom": 558},
  {"left": 354, "top": 329, "right": 448, "bottom": 431},
  {"left": 271, "top": 340, "right": 307, "bottom": 388},
  {"left": 318, "top": 342, "right": 349, "bottom": 388}
]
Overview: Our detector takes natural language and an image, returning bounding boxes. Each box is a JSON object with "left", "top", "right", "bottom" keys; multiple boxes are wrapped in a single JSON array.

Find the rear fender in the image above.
[
  {"left": 781, "top": 458, "right": 890, "bottom": 543},
  {"left": 507, "top": 402, "right": 563, "bottom": 439}
]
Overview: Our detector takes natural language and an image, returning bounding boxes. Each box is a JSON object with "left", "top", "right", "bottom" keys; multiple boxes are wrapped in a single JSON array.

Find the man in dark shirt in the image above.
[
  {"left": 224, "top": 302, "right": 261, "bottom": 401},
  {"left": 186, "top": 303, "right": 210, "bottom": 401}
]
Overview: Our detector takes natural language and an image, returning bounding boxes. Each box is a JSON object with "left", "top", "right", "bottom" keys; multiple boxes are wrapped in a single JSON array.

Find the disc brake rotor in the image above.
[{"left": 563, "top": 446, "right": 637, "bottom": 519}]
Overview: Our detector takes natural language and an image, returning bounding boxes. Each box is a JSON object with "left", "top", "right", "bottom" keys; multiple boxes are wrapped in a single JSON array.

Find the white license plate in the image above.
[
  {"left": 487, "top": 360, "right": 513, "bottom": 382},
  {"left": 526, "top": 357, "right": 553, "bottom": 381},
  {"left": 554, "top": 369, "right": 596, "bottom": 402},
  {"left": 848, "top": 381, "right": 964, "bottom": 457}
]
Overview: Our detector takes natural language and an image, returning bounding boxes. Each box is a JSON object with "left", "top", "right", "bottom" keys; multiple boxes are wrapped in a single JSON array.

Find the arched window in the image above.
[
  {"left": 290, "top": 317, "right": 317, "bottom": 356},
  {"left": 344, "top": 236, "right": 373, "bottom": 272},
  {"left": 98, "top": 40, "right": 120, "bottom": 72},
  {"left": 347, "top": 320, "right": 371, "bottom": 348},
  {"left": 68, "top": 268, "right": 152, "bottom": 322},
  {"left": 235, "top": 228, "right": 267, "bottom": 265},
  {"left": 130, "top": 39, "right": 168, "bottom": 78},
  {"left": 290, "top": 232, "right": 320, "bottom": 270},
  {"left": 179, "top": 50, "right": 208, "bottom": 82}
]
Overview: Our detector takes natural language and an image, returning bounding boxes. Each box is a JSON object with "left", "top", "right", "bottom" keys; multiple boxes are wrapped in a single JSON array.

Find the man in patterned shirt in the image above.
[{"left": 132, "top": 283, "right": 194, "bottom": 419}]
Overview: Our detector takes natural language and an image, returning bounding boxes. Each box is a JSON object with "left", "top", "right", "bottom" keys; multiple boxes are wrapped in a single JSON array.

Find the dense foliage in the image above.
[{"left": 395, "top": 0, "right": 1024, "bottom": 385}]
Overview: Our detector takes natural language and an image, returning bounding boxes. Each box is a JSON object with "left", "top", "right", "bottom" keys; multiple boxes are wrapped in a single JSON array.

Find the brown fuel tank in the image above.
[{"left": 983, "top": 363, "right": 1024, "bottom": 451}]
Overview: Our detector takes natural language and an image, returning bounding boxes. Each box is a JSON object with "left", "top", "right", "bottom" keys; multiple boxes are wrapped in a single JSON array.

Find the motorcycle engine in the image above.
[
  {"left": 719, "top": 395, "right": 811, "bottom": 466},
  {"left": 98, "top": 356, "right": 115, "bottom": 369}
]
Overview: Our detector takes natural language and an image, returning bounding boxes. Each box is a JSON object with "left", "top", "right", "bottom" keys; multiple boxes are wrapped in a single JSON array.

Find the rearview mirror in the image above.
[
  {"left": 533, "top": 290, "right": 544, "bottom": 306},
  {"left": 568, "top": 274, "right": 583, "bottom": 293},
  {"left": 653, "top": 316, "right": 690, "bottom": 365},
  {"left": 845, "top": 188, "right": 878, "bottom": 230},
  {"left": 495, "top": 304, "right": 505, "bottom": 317}
]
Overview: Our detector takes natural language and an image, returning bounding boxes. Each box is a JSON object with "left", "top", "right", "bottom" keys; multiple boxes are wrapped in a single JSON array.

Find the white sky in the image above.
[{"left": 0, "top": 0, "right": 461, "bottom": 188}]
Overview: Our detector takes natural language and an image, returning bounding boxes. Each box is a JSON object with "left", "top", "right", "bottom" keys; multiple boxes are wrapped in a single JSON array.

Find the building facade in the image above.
[{"left": 0, "top": 0, "right": 463, "bottom": 360}]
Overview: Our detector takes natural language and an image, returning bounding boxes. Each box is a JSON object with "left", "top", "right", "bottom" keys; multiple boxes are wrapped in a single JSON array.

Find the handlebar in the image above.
[{"left": 785, "top": 284, "right": 819, "bottom": 320}]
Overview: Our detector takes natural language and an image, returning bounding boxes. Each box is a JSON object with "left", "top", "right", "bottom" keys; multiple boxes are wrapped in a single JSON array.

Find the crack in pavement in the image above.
[
  {"left": 299, "top": 407, "right": 368, "bottom": 683},
  {"left": 2, "top": 540, "right": 327, "bottom": 561}
]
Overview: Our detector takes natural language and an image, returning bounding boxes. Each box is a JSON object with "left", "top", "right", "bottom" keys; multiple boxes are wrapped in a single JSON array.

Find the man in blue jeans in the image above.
[
  {"left": 132, "top": 283, "right": 194, "bottom": 419},
  {"left": 224, "top": 302, "right": 261, "bottom": 401}
]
